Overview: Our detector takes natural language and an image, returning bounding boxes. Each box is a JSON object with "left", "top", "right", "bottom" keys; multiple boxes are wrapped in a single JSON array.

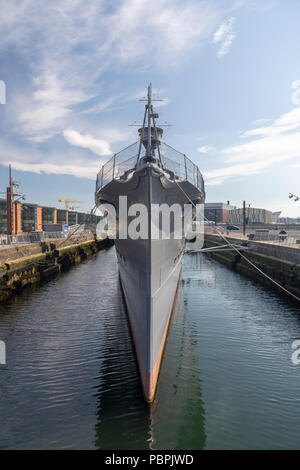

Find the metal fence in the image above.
[
  {"left": 205, "top": 227, "right": 300, "bottom": 248},
  {"left": 96, "top": 142, "right": 139, "bottom": 192},
  {"left": 0, "top": 232, "right": 66, "bottom": 247},
  {"left": 248, "top": 233, "right": 300, "bottom": 247},
  {"left": 0, "top": 225, "right": 96, "bottom": 248},
  {"left": 160, "top": 143, "right": 204, "bottom": 191},
  {"left": 96, "top": 141, "right": 204, "bottom": 193}
]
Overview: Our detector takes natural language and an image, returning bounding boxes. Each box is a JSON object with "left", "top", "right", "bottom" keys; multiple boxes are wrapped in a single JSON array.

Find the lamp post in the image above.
[
  {"left": 6, "top": 165, "right": 12, "bottom": 238},
  {"left": 289, "top": 193, "right": 300, "bottom": 202},
  {"left": 243, "top": 200, "right": 246, "bottom": 236},
  {"left": 6, "top": 165, "right": 25, "bottom": 241}
]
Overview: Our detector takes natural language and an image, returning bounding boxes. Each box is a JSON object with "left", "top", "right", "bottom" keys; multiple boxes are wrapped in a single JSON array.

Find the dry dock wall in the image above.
[
  {"left": 0, "top": 237, "right": 114, "bottom": 303},
  {"left": 0, "top": 234, "right": 97, "bottom": 266},
  {"left": 204, "top": 234, "right": 300, "bottom": 300}
]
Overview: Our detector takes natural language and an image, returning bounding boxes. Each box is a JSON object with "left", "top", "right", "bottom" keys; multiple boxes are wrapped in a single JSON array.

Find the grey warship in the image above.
[{"left": 95, "top": 84, "right": 205, "bottom": 401}]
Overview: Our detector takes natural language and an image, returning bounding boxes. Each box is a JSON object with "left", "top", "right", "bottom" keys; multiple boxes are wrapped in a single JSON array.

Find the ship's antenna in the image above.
[
  {"left": 147, "top": 83, "right": 152, "bottom": 158},
  {"left": 137, "top": 105, "right": 147, "bottom": 161},
  {"left": 129, "top": 85, "right": 171, "bottom": 164},
  {"left": 151, "top": 103, "right": 162, "bottom": 166}
]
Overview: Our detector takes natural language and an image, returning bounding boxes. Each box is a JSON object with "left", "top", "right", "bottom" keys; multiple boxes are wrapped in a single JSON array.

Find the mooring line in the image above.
[{"left": 174, "top": 180, "right": 300, "bottom": 303}]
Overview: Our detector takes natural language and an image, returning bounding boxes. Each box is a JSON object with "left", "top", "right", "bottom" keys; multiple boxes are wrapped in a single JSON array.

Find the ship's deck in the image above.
[{"left": 96, "top": 141, "right": 204, "bottom": 194}]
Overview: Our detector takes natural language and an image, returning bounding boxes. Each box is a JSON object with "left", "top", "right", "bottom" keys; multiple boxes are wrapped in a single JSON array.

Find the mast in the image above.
[
  {"left": 137, "top": 83, "right": 164, "bottom": 162},
  {"left": 147, "top": 83, "right": 152, "bottom": 157},
  {"left": 137, "top": 102, "right": 147, "bottom": 161}
]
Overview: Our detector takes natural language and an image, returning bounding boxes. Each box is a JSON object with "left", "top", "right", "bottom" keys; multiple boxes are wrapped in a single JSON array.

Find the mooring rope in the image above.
[{"left": 173, "top": 180, "right": 300, "bottom": 304}]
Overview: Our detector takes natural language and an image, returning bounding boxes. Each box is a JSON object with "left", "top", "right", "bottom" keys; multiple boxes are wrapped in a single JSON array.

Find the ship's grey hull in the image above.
[
  {"left": 97, "top": 163, "right": 203, "bottom": 401},
  {"left": 118, "top": 245, "right": 182, "bottom": 402}
]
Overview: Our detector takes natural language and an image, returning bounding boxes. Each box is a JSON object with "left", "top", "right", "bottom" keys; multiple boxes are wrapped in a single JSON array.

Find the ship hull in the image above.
[
  {"left": 97, "top": 164, "right": 203, "bottom": 401},
  {"left": 119, "top": 249, "right": 182, "bottom": 402}
]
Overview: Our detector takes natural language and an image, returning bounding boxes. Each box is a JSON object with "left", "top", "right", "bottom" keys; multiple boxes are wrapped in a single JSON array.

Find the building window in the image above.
[
  {"left": 68, "top": 211, "right": 77, "bottom": 225},
  {"left": 57, "top": 209, "right": 67, "bottom": 224},
  {"left": 21, "top": 205, "right": 36, "bottom": 232},
  {"left": 0, "top": 200, "right": 7, "bottom": 233},
  {"left": 77, "top": 213, "right": 85, "bottom": 224},
  {"left": 42, "top": 207, "right": 54, "bottom": 225}
]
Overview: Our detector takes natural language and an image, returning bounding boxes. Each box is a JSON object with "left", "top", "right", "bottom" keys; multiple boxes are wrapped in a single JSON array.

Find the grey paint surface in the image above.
[{"left": 97, "top": 160, "right": 204, "bottom": 398}]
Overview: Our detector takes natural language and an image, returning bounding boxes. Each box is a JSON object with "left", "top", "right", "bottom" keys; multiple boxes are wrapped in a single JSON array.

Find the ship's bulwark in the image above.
[{"left": 99, "top": 166, "right": 202, "bottom": 401}]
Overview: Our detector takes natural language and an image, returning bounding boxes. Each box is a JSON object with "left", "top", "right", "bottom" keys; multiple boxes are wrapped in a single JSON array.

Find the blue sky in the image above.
[{"left": 0, "top": 0, "right": 300, "bottom": 216}]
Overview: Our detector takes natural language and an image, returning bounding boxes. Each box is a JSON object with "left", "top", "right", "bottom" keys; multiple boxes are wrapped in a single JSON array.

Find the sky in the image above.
[{"left": 0, "top": 0, "right": 300, "bottom": 217}]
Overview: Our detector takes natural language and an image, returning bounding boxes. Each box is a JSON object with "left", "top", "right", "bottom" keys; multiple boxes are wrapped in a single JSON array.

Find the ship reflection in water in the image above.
[
  {"left": 0, "top": 248, "right": 300, "bottom": 449},
  {"left": 94, "top": 271, "right": 206, "bottom": 450}
]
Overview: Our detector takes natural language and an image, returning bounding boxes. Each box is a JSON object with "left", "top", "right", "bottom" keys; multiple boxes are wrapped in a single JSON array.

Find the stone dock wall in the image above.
[
  {"left": 0, "top": 237, "right": 114, "bottom": 303},
  {"left": 204, "top": 234, "right": 300, "bottom": 300}
]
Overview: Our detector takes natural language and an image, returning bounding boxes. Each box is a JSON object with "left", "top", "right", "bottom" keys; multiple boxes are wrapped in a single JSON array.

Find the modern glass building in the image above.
[
  {"left": 0, "top": 198, "right": 101, "bottom": 234},
  {"left": 42, "top": 207, "right": 55, "bottom": 226},
  {"left": 57, "top": 209, "right": 67, "bottom": 225},
  {"left": 0, "top": 199, "right": 7, "bottom": 233},
  {"left": 204, "top": 202, "right": 236, "bottom": 224},
  {"left": 21, "top": 204, "right": 37, "bottom": 232},
  {"left": 229, "top": 207, "right": 273, "bottom": 225},
  {"left": 68, "top": 211, "right": 77, "bottom": 225},
  {"left": 77, "top": 213, "right": 85, "bottom": 224}
]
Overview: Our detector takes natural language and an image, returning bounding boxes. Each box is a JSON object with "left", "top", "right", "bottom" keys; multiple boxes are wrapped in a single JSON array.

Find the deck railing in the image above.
[
  {"left": 0, "top": 226, "right": 96, "bottom": 247},
  {"left": 96, "top": 141, "right": 204, "bottom": 193}
]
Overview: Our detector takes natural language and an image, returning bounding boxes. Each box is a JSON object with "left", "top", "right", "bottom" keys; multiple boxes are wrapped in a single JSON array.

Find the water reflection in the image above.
[
  {"left": 1, "top": 248, "right": 300, "bottom": 449},
  {"left": 94, "top": 277, "right": 206, "bottom": 450},
  {"left": 94, "top": 283, "right": 150, "bottom": 450},
  {"left": 149, "top": 287, "right": 206, "bottom": 450}
]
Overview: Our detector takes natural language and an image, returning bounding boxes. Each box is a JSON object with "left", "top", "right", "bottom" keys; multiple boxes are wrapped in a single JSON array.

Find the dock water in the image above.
[
  {"left": 1, "top": 248, "right": 300, "bottom": 449},
  {"left": 203, "top": 233, "right": 300, "bottom": 300}
]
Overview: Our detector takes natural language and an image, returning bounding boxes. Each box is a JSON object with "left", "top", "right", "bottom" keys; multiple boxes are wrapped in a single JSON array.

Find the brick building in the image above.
[
  {"left": 0, "top": 198, "right": 100, "bottom": 234},
  {"left": 204, "top": 202, "right": 236, "bottom": 224}
]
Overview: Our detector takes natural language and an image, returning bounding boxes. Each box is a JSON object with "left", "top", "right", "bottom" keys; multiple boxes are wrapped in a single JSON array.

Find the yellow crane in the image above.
[{"left": 58, "top": 198, "right": 83, "bottom": 210}]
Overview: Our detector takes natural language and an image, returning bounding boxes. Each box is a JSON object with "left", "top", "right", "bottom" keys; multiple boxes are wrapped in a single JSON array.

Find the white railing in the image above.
[
  {"left": 0, "top": 224, "right": 97, "bottom": 248},
  {"left": 0, "top": 232, "right": 65, "bottom": 247},
  {"left": 205, "top": 227, "right": 300, "bottom": 248},
  {"left": 96, "top": 141, "right": 205, "bottom": 194}
]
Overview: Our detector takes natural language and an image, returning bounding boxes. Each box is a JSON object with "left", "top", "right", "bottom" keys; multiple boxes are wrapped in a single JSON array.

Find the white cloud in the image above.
[
  {"left": 212, "top": 16, "right": 236, "bottom": 58},
  {"left": 82, "top": 88, "right": 170, "bottom": 115},
  {"left": 203, "top": 105, "right": 300, "bottom": 185},
  {"left": 63, "top": 129, "right": 112, "bottom": 156},
  {"left": 14, "top": 67, "right": 94, "bottom": 141},
  {"left": 198, "top": 145, "right": 215, "bottom": 153},
  {"left": 254, "top": 118, "right": 272, "bottom": 125},
  {"left": 204, "top": 159, "right": 270, "bottom": 186},
  {"left": 0, "top": 1, "right": 251, "bottom": 183},
  {"left": 2, "top": 160, "right": 99, "bottom": 180},
  {"left": 0, "top": 138, "right": 104, "bottom": 180},
  {"left": 291, "top": 80, "right": 300, "bottom": 105},
  {"left": 0, "top": 0, "right": 218, "bottom": 142},
  {"left": 82, "top": 93, "right": 125, "bottom": 114},
  {"left": 224, "top": 106, "right": 300, "bottom": 163}
]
